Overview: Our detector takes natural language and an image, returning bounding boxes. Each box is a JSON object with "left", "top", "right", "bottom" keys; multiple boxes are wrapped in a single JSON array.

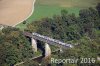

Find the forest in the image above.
[
  {"left": 0, "top": 27, "right": 34, "bottom": 66},
  {"left": 25, "top": 3, "right": 100, "bottom": 66},
  {"left": 0, "top": 3, "right": 100, "bottom": 66}
]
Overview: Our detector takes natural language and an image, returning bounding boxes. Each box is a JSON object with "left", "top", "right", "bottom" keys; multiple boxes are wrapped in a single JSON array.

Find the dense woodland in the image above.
[
  {"left": 0, "top": 3, "right": 100, "bottom": 66},
  {"left": 0, "top": 27, "right": 34, "bottom": 66},
  {"left": 26, "top": 3, "right": 100, "bottom": 66}
]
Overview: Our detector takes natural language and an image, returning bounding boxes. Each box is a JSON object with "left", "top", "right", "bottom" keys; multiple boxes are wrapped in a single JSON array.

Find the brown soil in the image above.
[{"left": 0, "top": 0, "right": 34, "bottom": 26}]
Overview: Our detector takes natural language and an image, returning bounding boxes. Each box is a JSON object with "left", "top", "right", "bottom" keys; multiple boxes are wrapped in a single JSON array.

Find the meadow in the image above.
[{"left": 16, "top": 0, "right": 100, "bottom": 29}]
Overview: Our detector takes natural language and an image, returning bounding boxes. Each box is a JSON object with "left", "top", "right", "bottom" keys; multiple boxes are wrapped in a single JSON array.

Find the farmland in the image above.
[
  {"left": 0, "top": 0, "right": 100, "bottom": 66},
  {"left": 26, "top": 0, "right": 100, "bottom": 21},
  {"left": 16, "top": 0, "right": 100, "bottom": 29},
  {"left": 0, "top": 0, "right": 34, "bottom": 26}
]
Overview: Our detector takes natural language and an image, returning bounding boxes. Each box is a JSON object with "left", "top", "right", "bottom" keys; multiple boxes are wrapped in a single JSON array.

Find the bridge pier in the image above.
[
  {"left": 43, "top": 43, "right": 51, "bottom": 65},
  {"left": 31, "top": 38, "right": 37, "bottom": 52},
  {"left": 45, "top": 43, "right": 51, "bottom": 58},
  {"left": 60, "top": 48, "right": 63, "bottom": 53}
]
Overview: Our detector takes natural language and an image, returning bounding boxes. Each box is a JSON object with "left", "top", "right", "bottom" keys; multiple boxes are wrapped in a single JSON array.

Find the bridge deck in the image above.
[{"left": 23, "top": 32, "right": 73, "bottom": 48}]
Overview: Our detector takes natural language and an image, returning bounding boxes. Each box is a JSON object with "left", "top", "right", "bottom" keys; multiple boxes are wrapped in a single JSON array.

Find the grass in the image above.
[
  {"left": 16, "top": 6, "right": 80, "bottom": 29},
  {"left": 16, "top": 0, "right": 100, "bottom": 29}
]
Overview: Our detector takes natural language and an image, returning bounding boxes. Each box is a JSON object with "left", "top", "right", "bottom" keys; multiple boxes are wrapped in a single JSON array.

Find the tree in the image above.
[
  {"left": 0, "top": 27, "right": 34, "bottom": 66},
  {"left": 96, "top": 3, "right": 100, "bottom": 16}
]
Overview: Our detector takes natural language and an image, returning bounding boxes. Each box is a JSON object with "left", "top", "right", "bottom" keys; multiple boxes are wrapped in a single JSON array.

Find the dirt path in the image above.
[{"left": 0, "top": 0, "right": 35, "bottom": 26}]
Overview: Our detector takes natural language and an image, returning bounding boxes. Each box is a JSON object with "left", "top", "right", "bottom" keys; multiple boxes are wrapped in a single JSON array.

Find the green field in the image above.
[{"left": 16, "top": 0, "right": 100, "bottom": 29}]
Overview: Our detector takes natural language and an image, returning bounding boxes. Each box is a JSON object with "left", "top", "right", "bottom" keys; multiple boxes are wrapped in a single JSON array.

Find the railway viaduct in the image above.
[{"left": 23, "top": 32, "right": 74, "bottom": 58}]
